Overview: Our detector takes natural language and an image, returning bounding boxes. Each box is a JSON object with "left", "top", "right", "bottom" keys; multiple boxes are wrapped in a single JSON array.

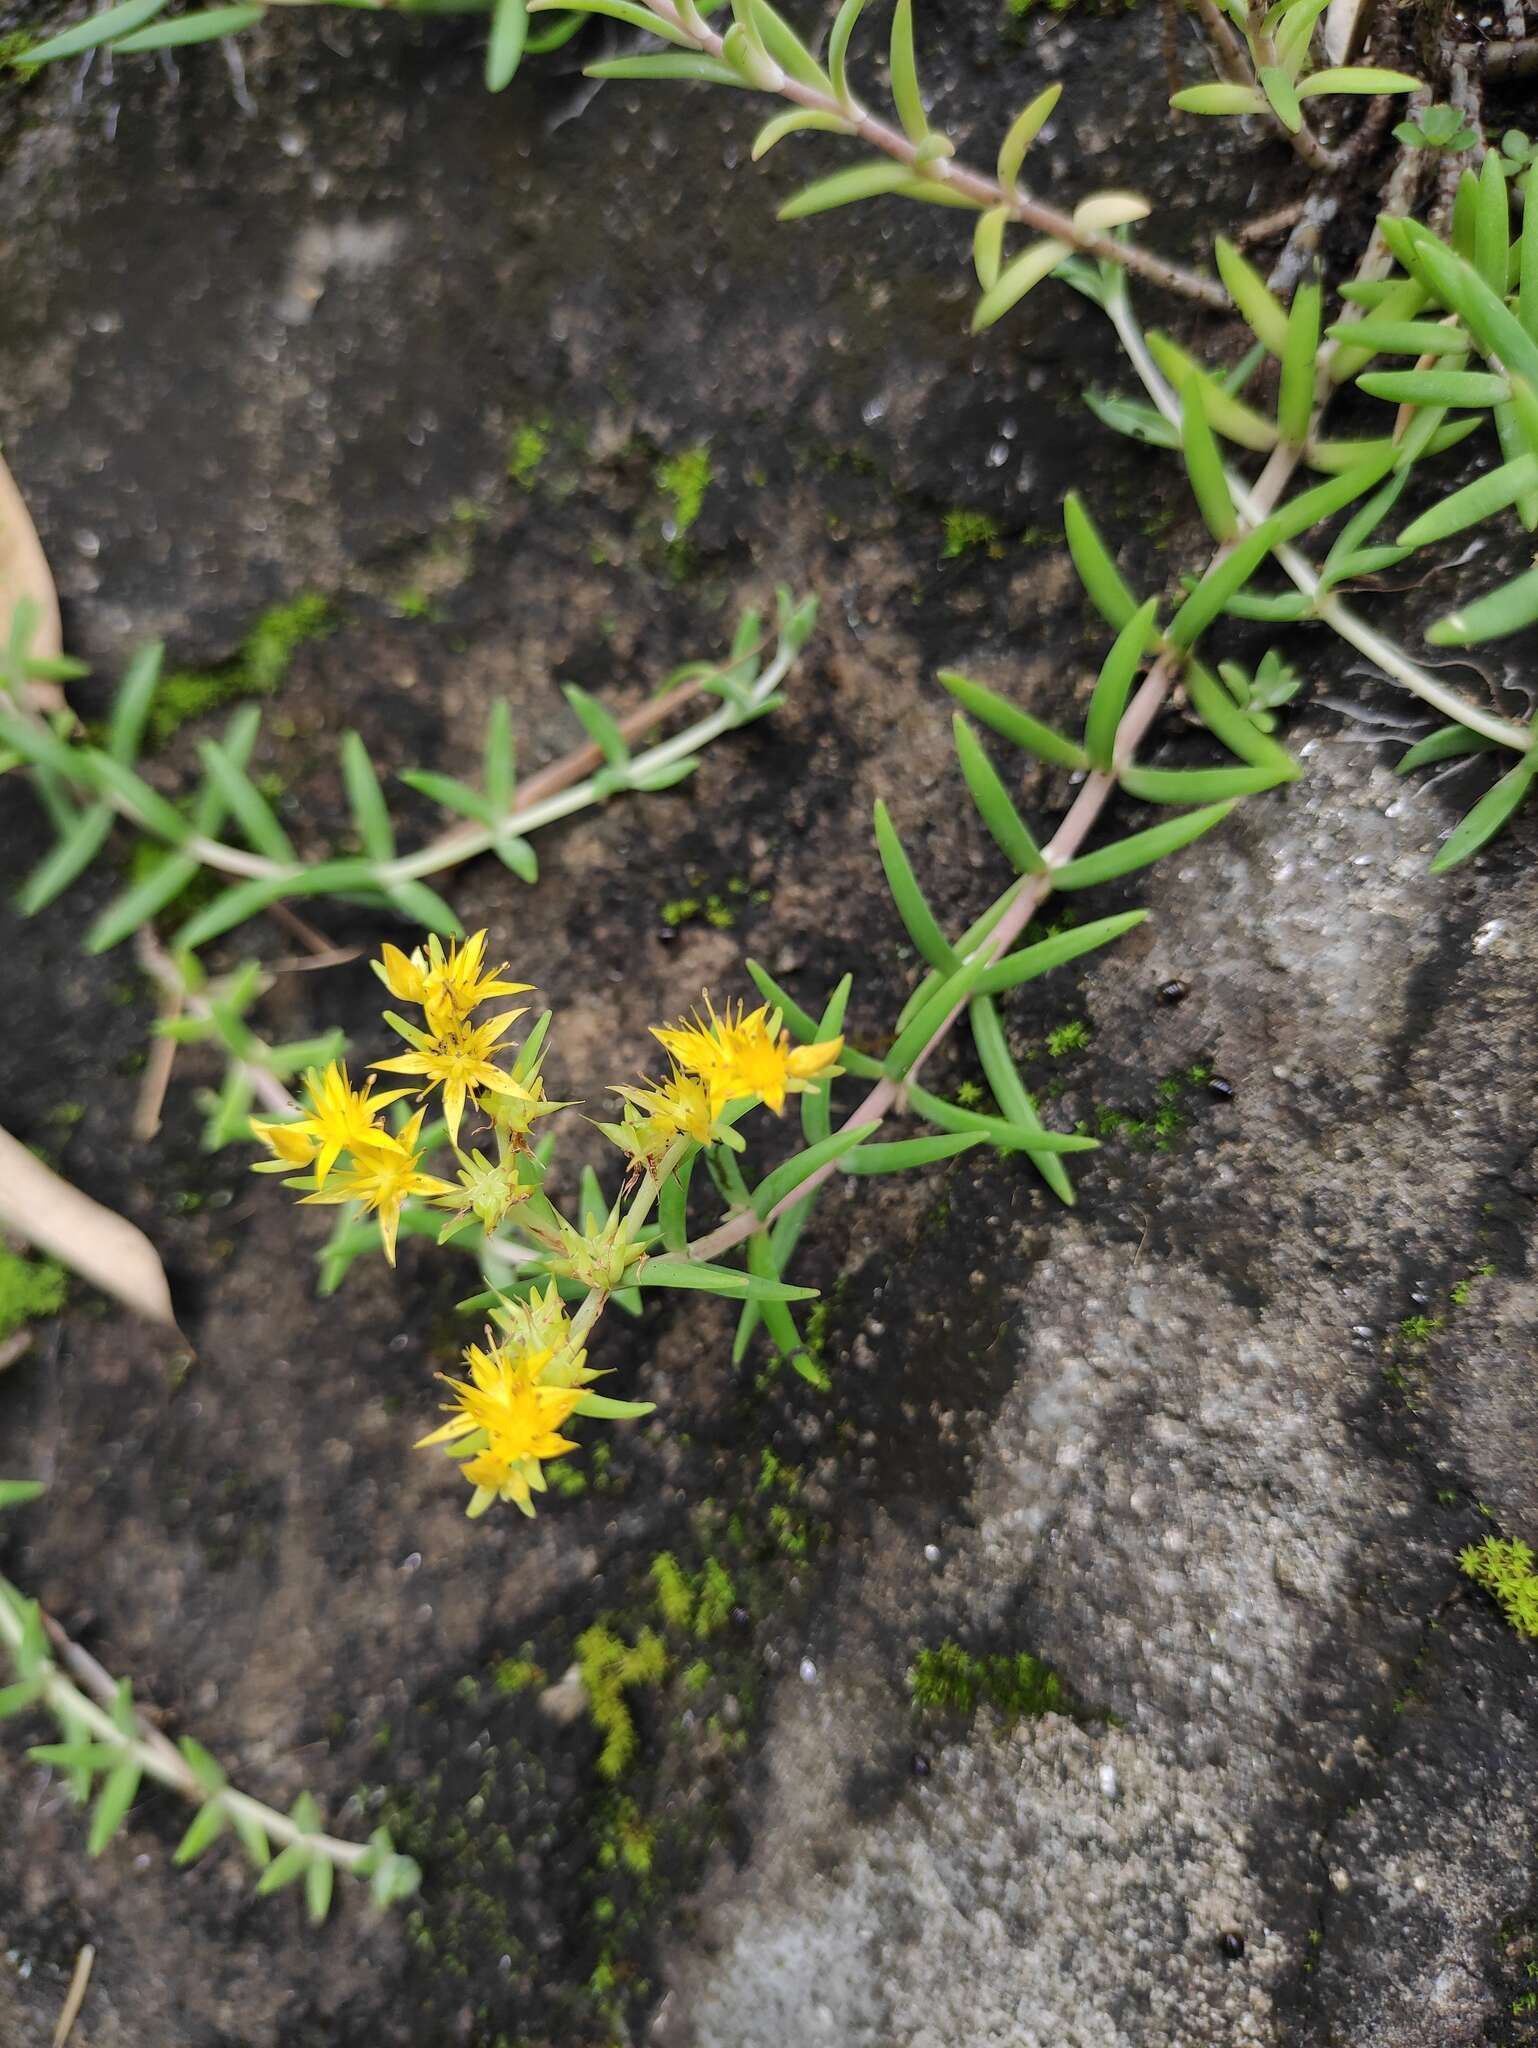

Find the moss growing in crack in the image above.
[
  {"left": 656, "top": 443, "right": 713, "bottom": 571},
  {"left": 594, "top": 1795, "right": 655, "bottom": 1877},
  {"left": 1005, "top": 0, "right": 1138, "bottom": 23},
  {"left": 941, "top": 508, "right": 1004, "bottom": 560},
  {"left": 493, "top": 1657, "right": 546, "bottom": 1694},
  {"left": 1046, "top": 1018, "right": 1091, "bottom": 1057},
  {"left": 1448, "top": 1261, "right": 1496, "bottom": 1307},
  {"left": 1459, "top": 1535, "right": 1538, "bottom": 1640},
  {"left": 1398, "top": 1312, "right": 1445, "bottom": 1346},
  {"left": 909, "top": 1638, "right": 1069, "bottom": 1720},
  {"left": 660, "top": 877, "right": 764, "bottom": 932},
  {"left": 150, "top": 592, "right": 334, "bottom": 743},
  {"left": 694, "top": 1559, "right": 736, "bottom": 1637},
  {"left": 650, "top": 1552, "right": 737, "bottom": 1639},
  {"left": 1085, "top": 1062, "right": 1212, "bottom": 1152},
  {"left": 508, "top": 421, "right": 550, "bottom": 490},
  {"left": 0, "top": 1245, "right": 66, "bottom": 1339},
  {"left": 650, "top": 1553, "right": 696, "bottom": 1633},
  {"left": 576, "top": 1625, "right": 668, "bottom": 1780}
]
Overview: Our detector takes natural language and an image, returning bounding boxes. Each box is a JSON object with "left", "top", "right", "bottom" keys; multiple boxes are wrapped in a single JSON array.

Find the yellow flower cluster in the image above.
[
  {"left": 417, "top": 1339, "right": 579, "bottom": 1517},
  {"left": 251, "top": 932, "right": 845, "bottom": 1517},
  {"left": 373, "top": 931, "right": 536, "bottom": 1145},
  {"left": 609, "top": 997, "right": 842, "bottom": 1166},
  {"left": 655, "top": 996, "right": 842, "bottom": 1115},
  {"left": 251, "top": 1063, "right": 454, "bottom": 1264},
  {"left": 416, "top": 1284, "right": 605, "bottom": 1517}
]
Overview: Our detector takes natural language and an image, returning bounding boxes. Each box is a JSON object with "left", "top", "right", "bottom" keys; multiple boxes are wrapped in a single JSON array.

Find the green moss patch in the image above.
[
  {"left": 0, "top": 1245, "right": 66, "bottom": 1338},
  {"left": 150, "top": 592, "right": 334, "bottom": 743},
  {"left": 909, "top": 1638, "right": 1070, "bottom": 1720}
]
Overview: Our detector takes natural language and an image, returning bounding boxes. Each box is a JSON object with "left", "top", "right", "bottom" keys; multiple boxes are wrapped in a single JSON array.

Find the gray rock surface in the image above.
[{"left": 656, "top": 735, "right": 1538, "bottom": 2048}]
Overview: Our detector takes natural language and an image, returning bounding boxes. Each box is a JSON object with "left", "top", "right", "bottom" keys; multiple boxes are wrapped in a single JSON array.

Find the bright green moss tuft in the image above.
[
  {"left": 0, "top": 1246, "right": 66, "bottom": 1339},
  {"left": 1459, "top": 1536, "right": 1538, "bottom": 1640},
  {"left": 909, "top": 1638, "right": 1067, "bottom": 1719},
  {"left": 576, "top": 1625, "right": 668, "bottom": 1779},
  {"left": 656, "top": 444, "right": 713, "bottom": 544},
  {"left": 941, "top": 509, "right": 1003, "bottom": 560},
  {"left": 151, "top": 593, "right": 333, "bottom": 742}
]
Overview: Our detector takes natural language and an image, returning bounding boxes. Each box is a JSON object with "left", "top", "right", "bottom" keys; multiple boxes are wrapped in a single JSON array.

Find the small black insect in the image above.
[
  {"left": 1157, "top": 979, "right": 1189, "bottom": 1004},
  {"left": 1207, "top": 1075, "right": 1235, "bottom": 1102},
  {"left": 1218, "top": 1931, "right": 1245, "bottom": 1960}
]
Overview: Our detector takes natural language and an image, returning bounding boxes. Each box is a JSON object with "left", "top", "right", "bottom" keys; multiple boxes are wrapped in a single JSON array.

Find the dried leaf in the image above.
[
  {"left": 0, "top": 1127, "right": 177, "bottom": 1329},
  {"left": 0, "top": 448, "right": 63, "bottom": 711}
]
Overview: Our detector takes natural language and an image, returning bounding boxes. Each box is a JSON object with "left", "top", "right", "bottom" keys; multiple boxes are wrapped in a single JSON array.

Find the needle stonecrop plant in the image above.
[{"left": 5, "top": 0, "right": 1538, "bottom": 1939}]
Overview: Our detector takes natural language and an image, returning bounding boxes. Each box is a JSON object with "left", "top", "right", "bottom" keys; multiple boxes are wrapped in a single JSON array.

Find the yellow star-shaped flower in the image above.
[
  {"left": 652, "top": 997, "right": 842, "bottom": 1116},
  {"left": 298, "top": 1108, "right": 455, "bottom": 1263},
  {"left": 373, "top": 1008, "right": 532, "bottom": 1146},
  {"left": 415, "top": 1335, "right": 583, "bottom": 1517},
  {"left": 373, "top": 930, "right": 532, "bottom": 1035},
  {"left": 252, "top": 1060, "right": 409, "bottom": 1187}
]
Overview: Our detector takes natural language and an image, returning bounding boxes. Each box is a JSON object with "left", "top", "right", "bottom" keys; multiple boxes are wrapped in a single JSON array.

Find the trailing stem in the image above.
[
  {"left": 570, "top": 0, "right": 1227, "bottom": 306},
  {"left": 0, "top": 1557, "right": 418, "bottom": 1914}
]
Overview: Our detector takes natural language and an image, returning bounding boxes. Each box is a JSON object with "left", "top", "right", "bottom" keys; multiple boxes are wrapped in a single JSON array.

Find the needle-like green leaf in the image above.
[
  {"left": 1214, "top": 236, "right": 1289, "bottom": 355},
  {"left": 106, "top": 643, "right": 163, "bottom": 764},
  {"left": 1277, "top": 277, "right": 1321, "bottom": 444},
  {"left": 88, "top": 1758, "right": 143, "bottom": 1856},
  {"left": 996, "top": 82, "right": 1060, "bottom": 185},
  {"left": 1051, "top": 802, "right": 1237, "bottom": 889},
  {"left": 1428, "top": 565, "right": 1538, "bottom": 644},
  {"left": 968, "top": 993, "right": 1073, "bottom": 1203},
  {"left": 198, "top": 738, "right": 296, "bottom": 862},
  {"left": 973, "top": 909, "right": 1148, "bottom": 996},
  {"left": 1119, "top": 761, "right": 1290, "bottom": 804},
  {"left": 1180, "top": 380, "right": 1237, "bottom": 541},
  {"left": 1429, "top": 749, "right": 1538, "bottom": 869},
  {"left": 1063, "top": 492, "right": 1142, "bottom": 629},
  {"left": 1397, "top": 455, "right": 1538, "bottom": 547},
  {"left": 111, "top": 6, "right": 263, "bottom": 48},
  {"left": 1396, "top": 724, "right": 1502, "bottom": 774},
  {"left": 888, "top": 0, "right": 926, "bottom": 140},
  {"left": 17, "top": 802, "right": 114, "bottom": 915},
  {"left": 779, "top": 160, "right": 922, "bottom": 218},
  {"left": 937, "top": 670, "right": 1089, "bottom": 770},
  {"left": 971, "top": 238, "right": 1071, "bottom": 333},
  {"left": 873, "top": 799, "right": 959, "bottom": 969},
  {"left": 842, "top": 1131, "right": 983, "bottom": 1174},
  {"left": 951, "top": 715, "right": 1047, "bottom": 874},
  {"left": 636, "top": 1257, "right": 818, "bottom": 1302},
  {"left": 1084, "top": 598, "right": 1161, "bottom": 771},
  {"left": 21, "top": 0, "right": 167, "bottom": 64},
  {"left": 828, "top": 0, "right": 867, "bottom": 103}
]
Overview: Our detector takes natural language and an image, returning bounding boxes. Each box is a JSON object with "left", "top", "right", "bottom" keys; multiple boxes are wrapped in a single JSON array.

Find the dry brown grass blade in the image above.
[
  {"left": 0, "top": 1126, "right": 177, "bottom": 1329},
  {"left": 0, "top": 444, "right": 65, "bottom": 711},
  {"left": 51, "top": 1944, "right": 95, "bottom": 2048}
]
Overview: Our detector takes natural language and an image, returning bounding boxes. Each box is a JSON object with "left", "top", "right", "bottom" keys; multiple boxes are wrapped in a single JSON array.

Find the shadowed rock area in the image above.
[{"left": 0, "top": 3, "right": 1535, "bottom": 2044}]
